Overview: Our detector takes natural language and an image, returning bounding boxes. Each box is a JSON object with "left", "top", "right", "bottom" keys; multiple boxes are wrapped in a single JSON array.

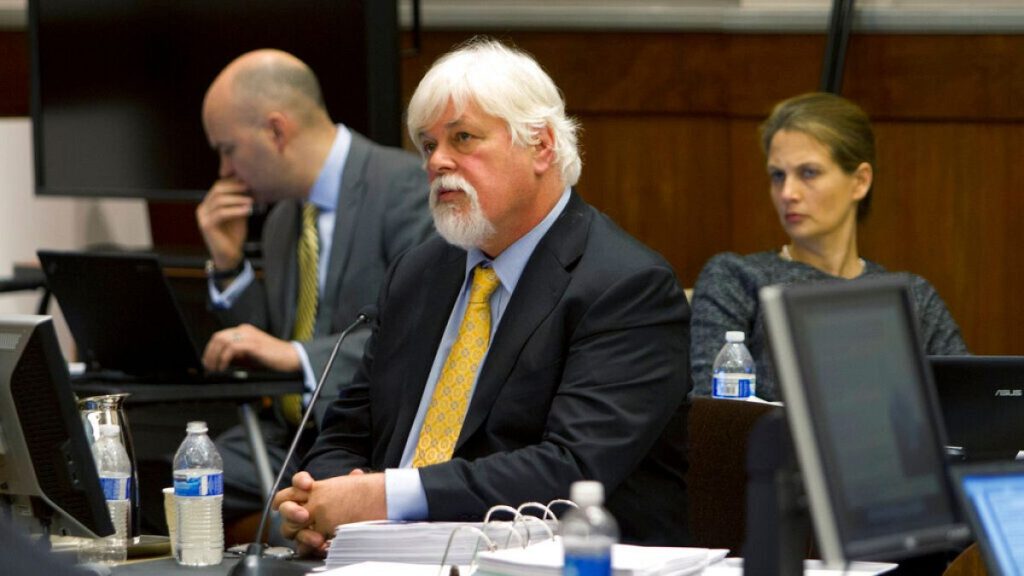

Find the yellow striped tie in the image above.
[
  {"left": 281, "top": 202, "right": 319, "bottom": 425},
  {"left": 412, "top": 266, "right": 501, "bottom": 467}
]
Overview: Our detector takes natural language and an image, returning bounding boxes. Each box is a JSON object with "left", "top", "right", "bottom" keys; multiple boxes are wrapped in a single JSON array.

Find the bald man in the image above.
[{"left": 195, "top": 49, "right": 432, "bottom": 530}]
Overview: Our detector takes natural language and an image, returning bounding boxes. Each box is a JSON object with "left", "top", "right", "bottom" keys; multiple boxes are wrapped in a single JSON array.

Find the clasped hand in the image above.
[{"left": 272, "top": 469, "right": 388, "bottom": 557}]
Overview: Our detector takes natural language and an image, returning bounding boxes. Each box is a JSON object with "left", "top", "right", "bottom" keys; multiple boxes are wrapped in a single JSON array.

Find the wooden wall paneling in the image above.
[
  {"left": 860, "top": 122, "right": 1024, "bottom": 353},
  {"left": 0, "top": 30, "right": 29, "bottom": 117},
  {"left": 401, "top": 31, "right": 730, "bottom": 116},
  {"left": 945, "top": 123, "right": 1023, "bottom": 354},
  {"left": 518, "top": 32, "right": 729, "bottom": 115},
  {"left": 575, "top": 115, "right": 732, "bottom": 286},
  {"left": 146, "top": 201, "right": 206, "bottom": 254},
  {"left": 842, "top": 35, "right": 1024, "bottom": 121},
  {"left": 725, "top": 119, "right": 786, "bottom": 258},
  {"left": 861, "top": 122, "right": 964, "bottom": 339},
  {"left": 724, "top": 34, "right": 825, "bottom": 119}
]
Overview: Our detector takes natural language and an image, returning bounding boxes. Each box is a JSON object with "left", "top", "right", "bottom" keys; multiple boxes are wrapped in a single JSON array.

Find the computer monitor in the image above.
[
  {"left": 0, "top": 315, "right": 113, "bottom": 538},
  {"left": 760, "top": 277, "right": 969, "bottom": 566}
]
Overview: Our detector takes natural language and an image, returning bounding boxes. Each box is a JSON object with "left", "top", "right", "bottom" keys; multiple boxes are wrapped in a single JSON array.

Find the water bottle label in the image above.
[
  {"left": 99, "top": 476, "right": 131, "bottom": 501},
  {"left": 564, "top": 553, "right": 612, "bottom": 576},
  {"left": 174, "top": 472, "right": 224, "bottom": 497},
  {"left": 712, "top": 373, "right": 756, "bottom": 398}
]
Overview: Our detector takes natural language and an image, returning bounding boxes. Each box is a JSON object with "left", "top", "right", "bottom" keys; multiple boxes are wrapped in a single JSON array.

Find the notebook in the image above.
[
  {"left": 37, "top": 250, "right": 298, "bottom": 383},
  {"left": 950, "top": 461, "right": 1024, "bottom": 576},
  {"left": 474, "top": 539, "right": 727, "bottom": 576},
  {"left": 325, "top": 520, "right": 559, "bottom": 568},
  {"left": 928, "top": 356, "right": 1024, "bottom": 461}
]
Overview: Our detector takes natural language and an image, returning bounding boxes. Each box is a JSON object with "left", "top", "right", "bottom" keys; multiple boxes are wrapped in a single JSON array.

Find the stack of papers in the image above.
[
  {"left": 702, "top": 558, "right": 898, "bottom": 575},
  {"left": 474, "top": 539, "right": 728, "bottom": 576},
  {"left": 325, "top": 520, "right": 557, "bottom": 568},
  {"left": 318, "top": 561, "right": 472, "bottom": 575}
]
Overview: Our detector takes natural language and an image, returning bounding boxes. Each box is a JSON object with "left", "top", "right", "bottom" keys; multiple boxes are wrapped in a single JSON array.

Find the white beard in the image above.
[{"left": 429, "top": 174, "right": 496, "bottom": 251}]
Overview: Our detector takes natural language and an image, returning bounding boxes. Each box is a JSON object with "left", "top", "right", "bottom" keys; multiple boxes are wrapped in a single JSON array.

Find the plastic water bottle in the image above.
[
  {"left": 562, "top": 480, "right": 618, "bottom": 576},
  {"left": 711, "top": 331, "right": 756, "bottom": 399},
  {"left": 89, "top": 423, "right": 131, "bottom": 563},
  {"left": 173, "top": 421, "right": 224, "bottom": 566}
]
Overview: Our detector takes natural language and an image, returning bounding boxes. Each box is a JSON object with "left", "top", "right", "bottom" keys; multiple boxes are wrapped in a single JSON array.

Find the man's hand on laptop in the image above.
[{"left": 203, "top": 323, "right": 301, "bottom": 373}]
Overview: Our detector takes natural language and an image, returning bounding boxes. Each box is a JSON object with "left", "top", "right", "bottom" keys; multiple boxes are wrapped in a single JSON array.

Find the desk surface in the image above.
[
  {"left": 110, "top": 556, "right": 321, "bottom": 575},
  {"left": 73, "top": 379, "right": 303, "bottom": 404}
]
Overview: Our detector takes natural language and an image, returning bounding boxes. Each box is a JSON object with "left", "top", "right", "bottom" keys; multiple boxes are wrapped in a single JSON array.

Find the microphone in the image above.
[{"left": 229, "top": 305, "right": 377, "bottom": 576}]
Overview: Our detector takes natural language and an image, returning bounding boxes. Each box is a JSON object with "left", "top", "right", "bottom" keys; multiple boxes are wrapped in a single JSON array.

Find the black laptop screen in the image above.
[{"left": 928, "top": 356, "right": 1024, "bottom": 462}]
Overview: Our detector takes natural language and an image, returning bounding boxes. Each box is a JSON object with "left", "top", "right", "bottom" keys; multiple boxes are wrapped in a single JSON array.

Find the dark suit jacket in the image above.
[
  {"left": 304, "top": 192, "right": 692, "bottom": 545},
  {"left": 216, "top": 130, "right": 433, "bottom": 408}
]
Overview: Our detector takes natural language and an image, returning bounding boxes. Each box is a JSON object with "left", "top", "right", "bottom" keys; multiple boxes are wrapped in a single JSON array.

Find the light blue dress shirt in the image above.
[
  {"left": 385, "top": 187, "right": 572, "bottom": 520},
  {"left": 209, "top": 125, "right": 353, "bottom": 392}
]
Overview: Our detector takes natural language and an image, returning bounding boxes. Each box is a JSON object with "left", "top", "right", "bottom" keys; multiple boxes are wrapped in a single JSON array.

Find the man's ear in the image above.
[
  {"left": 532, "top": 124, "right": 556, "bottom": 176},
  {"left": 267, "top": 111, "right": 291, "bottom": 152}
]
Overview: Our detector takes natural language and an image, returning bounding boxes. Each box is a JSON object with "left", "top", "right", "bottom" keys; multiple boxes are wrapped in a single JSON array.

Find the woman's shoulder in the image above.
[
  {"left": 699, "top": 250, "right": 779, "bottom": 276},
  {"left": 693, "top": 251, "right": 786, "bottom": 300},
  {"left": 862, "top": 260, "right": 933, "bottom": 289},
  {"left": 902, "top": 272, "right": 946, "bottom": 305},
  {"left": 863, "top": 262, "right": 947, "bottom": 305}
]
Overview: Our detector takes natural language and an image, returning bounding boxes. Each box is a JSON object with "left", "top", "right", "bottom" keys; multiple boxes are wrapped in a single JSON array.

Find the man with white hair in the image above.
[{"left": 274, "top": 38, "right": 692, "bottom": 554}]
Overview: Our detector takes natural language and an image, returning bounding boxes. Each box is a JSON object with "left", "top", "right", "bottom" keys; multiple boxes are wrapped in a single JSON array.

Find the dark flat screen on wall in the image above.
[{"left": 29, "top": 0, "right": 398, "bottom": 200}]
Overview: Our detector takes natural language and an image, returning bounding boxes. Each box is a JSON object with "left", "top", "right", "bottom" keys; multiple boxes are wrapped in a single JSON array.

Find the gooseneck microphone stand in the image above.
[{"left": 229, "top": 306, "right": 376, "bottom": 576}]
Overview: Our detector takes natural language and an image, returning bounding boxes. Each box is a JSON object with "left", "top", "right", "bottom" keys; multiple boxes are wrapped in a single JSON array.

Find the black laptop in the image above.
[
  {"left": 949, "top": 461, "right": 1024, "bottom": 576},
  {"left": 38, "top": 250, "right": 297, "bottom": 383},
  {"left": 929, "top": 356, "right": 1024, "bottom": 462}
]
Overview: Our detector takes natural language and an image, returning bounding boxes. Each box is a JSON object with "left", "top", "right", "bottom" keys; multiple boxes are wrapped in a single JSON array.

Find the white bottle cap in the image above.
[
  {"left": 99, "top": 424, "right": 120, "bottom": 438},
  {"left": 725, "top": 331, "right": 745, "bottom": 343},
  {"left": 570, "top": 480, "right": 604, "bottom": 507},
  {"left": 186, "top": 421, "right": 208, "bottom": 434}
]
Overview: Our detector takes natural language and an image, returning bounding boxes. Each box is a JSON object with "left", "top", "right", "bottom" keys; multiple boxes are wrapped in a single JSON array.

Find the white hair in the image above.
[{"left": 407, "top": 38, "right": 581, "bottom": 186}]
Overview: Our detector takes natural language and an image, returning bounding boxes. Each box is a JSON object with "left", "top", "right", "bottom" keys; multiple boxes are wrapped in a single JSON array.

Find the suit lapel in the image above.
[
  {"left": 383, "top": 243, "right": 467, "bottom": 465},
  {"left": 318, "top": 132, "right": 371, "bottom": 334},
  {"left": 269, "top": 200, "right": 302, "bottom": 338},
  {"left": 456, "top": 192, "right": 592, "bottom": 450}
]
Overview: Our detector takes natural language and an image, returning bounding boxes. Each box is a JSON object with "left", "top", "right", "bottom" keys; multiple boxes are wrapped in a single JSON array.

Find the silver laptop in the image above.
[{"left": 950, "top": 461, "right": 1024, "bottom": 576}]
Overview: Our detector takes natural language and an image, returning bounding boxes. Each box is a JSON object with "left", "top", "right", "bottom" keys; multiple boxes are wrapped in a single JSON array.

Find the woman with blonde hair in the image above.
[{"left": 689, "top": 92, "right": 967, "bottom": 401}]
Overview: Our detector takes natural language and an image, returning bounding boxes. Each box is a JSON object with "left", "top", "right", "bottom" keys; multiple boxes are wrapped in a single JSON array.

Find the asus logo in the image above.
[{"left": 994, "top": 389, "right": 1023, "bottom": 397}]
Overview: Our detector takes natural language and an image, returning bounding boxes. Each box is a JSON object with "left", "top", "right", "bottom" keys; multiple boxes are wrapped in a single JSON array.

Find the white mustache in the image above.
[{"left": 429, "top": 174, "right": 476, "bottom": 207}]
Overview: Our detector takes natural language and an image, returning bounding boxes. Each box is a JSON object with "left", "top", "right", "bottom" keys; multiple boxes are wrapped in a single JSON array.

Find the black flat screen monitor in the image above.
[
  {"left": 29, "top": 0, "right": 398, "bottom": 200},
  {"left": 0, "top": 315, "right": 113, "bottom": 538},
  {"left": 760, "top": 277, "right": 969, "bottom": 566}
]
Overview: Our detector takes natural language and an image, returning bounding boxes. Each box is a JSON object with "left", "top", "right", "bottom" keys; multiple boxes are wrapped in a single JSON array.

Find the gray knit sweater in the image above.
[{"left": 689, "top": 251, "right": 968, "bottom": 401}]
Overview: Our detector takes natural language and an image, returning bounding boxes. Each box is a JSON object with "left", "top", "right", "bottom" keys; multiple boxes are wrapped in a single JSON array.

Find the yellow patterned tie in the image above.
[
  {"left": 412, "top": 266, "right": 501, "bottom": 467},
  {"left": 280, "top": 202, "right": 320, "bottom": 426}
]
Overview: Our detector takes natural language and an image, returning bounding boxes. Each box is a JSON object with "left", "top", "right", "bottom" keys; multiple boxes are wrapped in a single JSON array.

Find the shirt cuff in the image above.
[
  {"left": 384, "top": 468, "right": 429, "bottom": 521},
  {"left": 207, "top": 260, "right": 255, "bottom": 309},
  {"left": 291, "top": 342, "right": 317, "bottom": 394}
]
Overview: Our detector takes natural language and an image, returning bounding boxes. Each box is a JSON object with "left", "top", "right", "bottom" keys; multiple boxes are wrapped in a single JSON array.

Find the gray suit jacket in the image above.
[{"left": 215, "top": 130, "right": 433, "bottom": 414}]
